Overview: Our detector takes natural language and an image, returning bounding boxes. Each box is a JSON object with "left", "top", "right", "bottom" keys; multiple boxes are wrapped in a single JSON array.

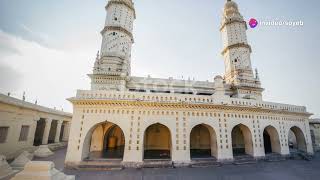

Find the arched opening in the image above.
[
  {"left": 33, "top": 118, "right": 45, "bottom": 146},
  {"left": 231, "top": 124, "right": 253, "bottom": 156},
  {"left": 144, "top": 123, "right": 171, "bottom": 160},
  {"left": 263, "top": 132, "right": 272, "bottom": 153},
  {"left": 288, "top": 126, "right": 307, "bottom": 153},
  {"left": 263, "top": 126, "right": 281, "bottom": 154},
  {"left": 190, "top": 124, "right": 217, "bottom": 159},
  {"left": 88, "top": 122, "right": 125, "bottom": 160}
]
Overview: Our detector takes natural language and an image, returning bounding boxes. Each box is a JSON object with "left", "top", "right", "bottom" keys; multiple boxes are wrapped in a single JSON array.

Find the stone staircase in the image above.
[
  {"left": 265, "top": 153, "right": 286, "bottom": 162},
  {"left": 143, "top": 159, "right": 174, "bottom": 168},
  {"left": 78, "top": 159, "right": 123, "bottom": 170},
  {"left": 190, "top": 158, "right": 221, "bottom": 168},
  {"left": 233, "top": 155, "right": 257, "bottom": 165}
]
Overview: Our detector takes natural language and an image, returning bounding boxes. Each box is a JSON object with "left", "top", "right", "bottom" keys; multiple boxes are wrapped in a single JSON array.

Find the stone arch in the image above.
[
  {"left": 263, "top": 125, "right": 281, "bottom": 154},
  {"left": 81, "top": 121, "right": 126, "bottom": 161},
  {"left": 143, "top": 123, "right": 172, "bottom": 160},
  {"left": 231, "top": 124, "right": 254, "bottom": 156},
  {"left": 189, "top": 123, "right": 218, "bottom": 159},
  {"left": 288, "top": 126, "right": 307, "bottom": 153}
]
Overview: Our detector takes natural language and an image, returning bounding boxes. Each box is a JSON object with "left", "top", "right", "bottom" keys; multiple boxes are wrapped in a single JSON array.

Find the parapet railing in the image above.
[{"left": 75, "top": 90, "right": 307, "bottom": 113}]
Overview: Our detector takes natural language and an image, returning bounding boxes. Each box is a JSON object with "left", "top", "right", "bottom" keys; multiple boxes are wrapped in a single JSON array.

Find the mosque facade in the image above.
[{"left": 65, "top": 0, "right": 313, "bottom": 168}]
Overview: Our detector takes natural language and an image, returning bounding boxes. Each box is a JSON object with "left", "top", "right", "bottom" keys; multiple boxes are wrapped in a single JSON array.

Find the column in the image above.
[
  {"left": 62, "top": 122, "right": 71, "bottom": 142},
  {"left": 42, "top": 118, "right": 52, "bottom": 145},
  {"left": 305, "top": 120, "right": 314, "bottom": 154},
  {"left": 54, "top": 120, "right": 63, "bottom": 143},
  {"left": 30, "top": 116, "right": 40, "bottom": 146}
]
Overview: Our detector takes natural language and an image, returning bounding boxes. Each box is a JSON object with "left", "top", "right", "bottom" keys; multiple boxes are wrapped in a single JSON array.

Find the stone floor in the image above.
[{"left": 4, "top": 148, "right": 320, "bottom": 180}]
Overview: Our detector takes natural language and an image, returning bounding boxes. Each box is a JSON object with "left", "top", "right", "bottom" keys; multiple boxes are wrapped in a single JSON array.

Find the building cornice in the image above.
[
  {"left": 68, "top": 98, "right": 312, "bottom": 117},
  {"left": 88, "top": 74, "right": 127, "bottom": 80},
  {"left": 231, "top": 85, "right": 265, "bottom": 92},
  {"left": 101, "top": 26, "right": 134, "bottom": 43},
  {"left": 221, "top": 43, "right": 252, "bottom": 55},
  {"left": 220, "top": 19, "right": 247, "bottom": 31}
]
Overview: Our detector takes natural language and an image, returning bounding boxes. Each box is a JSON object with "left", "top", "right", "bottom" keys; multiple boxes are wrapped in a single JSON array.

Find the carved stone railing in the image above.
[{"left": 74, "top": 90, "right": 307, "bottom": 114}]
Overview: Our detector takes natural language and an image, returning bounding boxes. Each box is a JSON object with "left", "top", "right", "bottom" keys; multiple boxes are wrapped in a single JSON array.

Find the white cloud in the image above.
[{"left": 0, "top": 30, "right": 92, "bottom": 112}]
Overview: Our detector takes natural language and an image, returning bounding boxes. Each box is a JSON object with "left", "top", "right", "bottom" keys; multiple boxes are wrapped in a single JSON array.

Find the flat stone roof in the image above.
[{"left": 0, "top": 93, "right": 72, "bottom": 118}]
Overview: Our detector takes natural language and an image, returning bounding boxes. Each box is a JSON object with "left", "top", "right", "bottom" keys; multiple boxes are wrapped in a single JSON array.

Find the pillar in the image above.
[
  {"left": 31, "top": 116, "right": 40, "bottom": 146},
  {"left": 42, "top": 118, "right": 52, "bottom": 145},
  {"left": 305, "top": 120, "right": 314, "bottom": 154},
  {"left": 62, "top": 122, "right": 71, "bottom": 142},
  {"left": 54, "top": 120, "right": 63, "bottom": 143}
]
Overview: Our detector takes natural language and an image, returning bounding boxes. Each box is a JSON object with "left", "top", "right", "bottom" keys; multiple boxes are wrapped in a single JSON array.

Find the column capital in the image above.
[
  {"left": 57, "top": 120, "right": 64, "bottom": 125},
  {"left": 45, "top": 118, "right": 53, "bottom": 123}
]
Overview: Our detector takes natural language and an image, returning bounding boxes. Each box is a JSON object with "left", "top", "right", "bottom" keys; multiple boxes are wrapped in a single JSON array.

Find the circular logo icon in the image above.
[{"left": 249, "top": 18, "right": 258, "bottom": 28}]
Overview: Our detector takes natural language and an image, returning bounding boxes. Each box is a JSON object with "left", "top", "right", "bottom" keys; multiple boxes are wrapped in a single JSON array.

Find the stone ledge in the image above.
[{"left": 10, "top": 161, "right": 75, "bottom": 180}]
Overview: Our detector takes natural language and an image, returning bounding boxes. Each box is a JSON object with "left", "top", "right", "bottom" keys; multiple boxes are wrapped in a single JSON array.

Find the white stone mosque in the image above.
[{"left": 65, "top": 0, "right": 314, "bottom": 168}]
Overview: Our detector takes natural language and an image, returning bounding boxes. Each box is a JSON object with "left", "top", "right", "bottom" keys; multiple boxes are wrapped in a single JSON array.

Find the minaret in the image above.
[
  {"left": 220, "top": 0, "right": 263, "bottom": 100},
  {"left": 90, "top": 0, "right": 136, "bottom": 91}
]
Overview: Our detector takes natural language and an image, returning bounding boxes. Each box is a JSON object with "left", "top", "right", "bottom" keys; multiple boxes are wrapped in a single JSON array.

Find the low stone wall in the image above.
[{"left": 10, "top": 161, "right": 75, "bottom": 180}]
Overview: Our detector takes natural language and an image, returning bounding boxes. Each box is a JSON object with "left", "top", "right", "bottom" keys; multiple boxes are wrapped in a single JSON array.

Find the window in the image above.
[
  {"left": 19, "top": 126, "right": 30, "bottom": 142},
  {"left": 0, "top": 127, "right": 9, "bottom": 143}
]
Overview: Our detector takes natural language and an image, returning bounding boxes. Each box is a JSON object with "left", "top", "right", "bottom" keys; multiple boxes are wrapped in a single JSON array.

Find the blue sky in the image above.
[{"left": 0, "top": 0, "right": 319, "bottom": 118}]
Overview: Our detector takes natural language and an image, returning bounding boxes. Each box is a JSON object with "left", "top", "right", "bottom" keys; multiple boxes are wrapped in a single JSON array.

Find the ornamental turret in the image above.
[
  {"left": 220, "top": 0, "right": 263, "bottom": 100},
  {"left": 90, "top": 0, "right": 136, "bottom": 91}
]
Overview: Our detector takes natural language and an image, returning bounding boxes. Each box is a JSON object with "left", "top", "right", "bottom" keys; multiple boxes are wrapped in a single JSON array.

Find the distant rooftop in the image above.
[
  {"left": 0, "top": 93, "right": 72, "bottom": 117},
  {"left": 310, "top": 119, "right": 320, "bottom": 124}
]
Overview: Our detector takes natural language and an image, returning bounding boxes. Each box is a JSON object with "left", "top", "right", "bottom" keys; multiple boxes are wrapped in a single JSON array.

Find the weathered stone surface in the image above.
[
  {"left": 0, "top": 155, "right": 17, "bottom": 179},
  {"left": 0, "top": 93, "right": 72, "bottom": 160},
  {"left": 10, "top": 161, "right": 75, "bottom": 180},
  {"left": 10, "top": 151, "right": 34, "bottom": 169},
  {"left": 34, "top": 145, "right": 54, "bottom": 158}
]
